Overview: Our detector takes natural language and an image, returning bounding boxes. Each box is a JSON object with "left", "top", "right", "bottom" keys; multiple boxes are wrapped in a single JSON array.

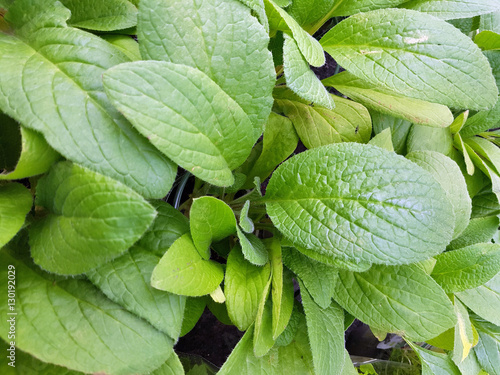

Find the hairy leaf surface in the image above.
[
  {"left": 402, "top": 0, "right": 500, "bottom": 20},
  {"left": 407, "top": 341, "right": 461, "bottom": 375}
]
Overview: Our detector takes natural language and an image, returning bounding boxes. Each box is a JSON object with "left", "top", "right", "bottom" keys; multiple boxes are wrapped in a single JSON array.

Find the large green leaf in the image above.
[
  {"left": 301, "top": 285, "right": 345, "bottom": 375},
  {"left": 0, "top": 27, "right": 176, "bottom": 198},
  {"left": 103, "top": 61, "right": 254, "bottom": 187},
  {"left": 29, "top": 162, "right": 156, "bottom": 275},
  {"left": 265, "top": 143, "right": 455, "bottom": 265},
  {"left": 330, "top": 0, "right": 409, "bottom": 16},
  {"left": 323, "top": 71, "right": 453, "bottom": 127},
  {"left": 406, "top": 151, "right": 471, "bottom": 239},
  {"left": 0, "top": 249, "right": 174, "bottom": 375},
  {"left": 276, "top": 97, "right": 371, "bottom": 149},
  {"left": 431, "top": 243, "right": 500, "bottom": 293},
  {"left": 225, "top": 245, "right": 271, "bottom": 331},
  {"left": 471, "top": 316, "right": 500, "bottom": 375},
  {"left": 402, "top": 0, "right": 500, "bottom": 20},
  {"left": 333, "top": 264, "right": 456, "bottom": 341},
  {"left": 60, "top": 0, "right": 137, "bottom": 31},
  {"left": 448, "top": 216, "right": 499, "bottom": 250},
  {"left": 137, "top": 0, "right": 274, "bottom": 140},
  {"left": 86, "top": 246, "right": 185, "bottom": 341},
  {"left": 406, "top": 341, "right": 461, "bottom": 375},
  {"left": 0, "top": 183, "right": 32, "bottom": 248},
  {"left": 151, "top": 234, "right": 224, "bottom": 297},
  {"left": 320, "top": 9, "right": 499, "bottom": 110}
]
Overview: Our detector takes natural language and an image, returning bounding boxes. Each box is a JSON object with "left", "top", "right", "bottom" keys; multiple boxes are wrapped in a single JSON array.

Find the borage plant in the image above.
[{"left": 1, "top": 0, "right": 500, "bottom": 374}]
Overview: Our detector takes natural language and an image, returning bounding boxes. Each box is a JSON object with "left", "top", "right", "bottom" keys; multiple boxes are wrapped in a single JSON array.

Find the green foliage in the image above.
[{"left": 1, "top": 0, "right": 499, "bottom": 373}]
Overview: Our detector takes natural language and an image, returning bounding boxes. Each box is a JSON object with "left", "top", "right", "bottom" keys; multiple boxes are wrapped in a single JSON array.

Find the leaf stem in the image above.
[{"left": 174, "top": 172, "right": 191, "bottom": 209}]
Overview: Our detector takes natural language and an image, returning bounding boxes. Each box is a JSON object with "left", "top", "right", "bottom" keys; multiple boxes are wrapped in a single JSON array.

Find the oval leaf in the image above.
[{"left": 0, "top": 183, "right": 32, "bottom": 247}]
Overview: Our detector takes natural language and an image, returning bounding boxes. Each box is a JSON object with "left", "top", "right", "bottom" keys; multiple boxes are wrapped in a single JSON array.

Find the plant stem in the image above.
[{"left": 174, "top": 172, "right": 191, "bottom": 209}]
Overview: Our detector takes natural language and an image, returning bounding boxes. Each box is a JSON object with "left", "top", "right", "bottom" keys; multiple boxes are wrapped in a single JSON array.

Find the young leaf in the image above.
[
  {"left": 237, "top": 226, "right": 269, "bottom": 266},
  {"left": 460, "top": 97, "right": 500, "bottom": 138},
  {"left": 300, "top": 284, "right": 345, "bottom": 375},
  {"left": 333, "top": 264, "right": 456, "bottom": 341},
  {"left": 369, "top": 128, "right": 394, "bottom": 151},
  {"left": 402, "top": 0, "right": 500, "bottom": 20},
  {"left": 137, "top": 0, "right": 275, "bottom": 140},
  {"left": 452, "top": 298, "right": 474, "bottom": 364},
  {"left": 60, "top": 0, "right": 138, "bottom": 31},
  {"left": 101, "top": 35, "right": 141, "bottom": 61},
  {"left": 30, "top": 162, "right": 156, "bottom": 275},
  {"left": 181, "top": 297, "right": 207, "bottom": 337},
  {"left": 406, "top": 341, "right": 461, "bottom": 375},
  {"left": 86, "top": 246, "right": 186, "bottom": 341},
  {"left": 0, "top": 249, "right": 174, "bottom": 375},
  {"left": 466, "top": 136, "right": 500, "bottom": 175},
  {"left": 407, "top": 125, "right": 454, "bottom": 155},
  {"left": 0, "top": 183, "right": 32, "bottom": 248},
  {"left": 287, "top": 0, "right": 336, "bottom": 30},
  {"left": 276, "top": 97, "right": 371, "bottom": 149},
  {"left": 406, "top": 150, "right": 472, "bottom": 239},
  {"left": 253, "top": 277, "right": 274, "bottom": 357},
  {"left": 323, "top": 71, "right": 453, "bottom": 127},
  {"left": 225, "top": 245, "right": 271, "bottom": 331},
  {"left": 151, "top": 352, "right": 185, "bottom": 375},
  {"left": 321, "top": 9, "right": 499, "bottom": 110},
  {"left": 239, "top": 200, "right": 254, "bottom": 234},
  {"left": 190, "top": 197, "right": 237, "bottom": 259},
  {"left": 265, "top": 143, "right": 455, "bottom": 265},
  {"left": 283, "top": 34, "right": 334, "bottom": 109},
  {"left": 151, "top": 234, "right": 224, "bottom": 297},
  {"left": 475, "top": 30, "right": 500, "bottom": 50},
  {"left": 0, "top": 28, "right": 176, "bottom": 198},
  {"left": 370, "top": 111, "right": 412, "bottom": 154},
  {"left": 471, "top": 316, "right": 500, "bottom": 375},
  {"left": 103, "top": 61, "right": 254, "bottom": 187},
  {"left": 448, "top": 216, "right": 499, "bottom": 250}
]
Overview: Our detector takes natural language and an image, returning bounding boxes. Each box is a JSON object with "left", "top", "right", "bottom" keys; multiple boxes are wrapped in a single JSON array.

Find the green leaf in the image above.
[
  {"left": 333, "top": 264, "right": 456, "bottom": 341},
  {"left": 5, "top": 0, "right": 70, "bottom": 34},
  {"left": 406, "top": 341, "right": 461, "bottom": 375},
  {"left": 100, "top": 35, "right": 141, "bottom": 61},
  {"left": 0, "top": 183, "right": 32, "bottom": 248},
  {"left": 244, "top": 112, "right": 298, "bottom": 187},
  {"left": 218, "top": 324, "right": 315, "bottom": 375},
  {"left": 283, "top": 34, "right": 334, "bottom": 109},
  {"left": 406, "top": 151, "right": 471, "bottom": 239},
  {"left": 449, "top": 111, "right": 469, "bottom": 134},
  {"left": 432, "top": 243, "right": 500, "bottom": 293},
  {"left": 452, "top": 298, "right": 475, "bottom": 364},
  {"left": 402, "top": 0, "right": 500, "bottom": 20},
  {"left": 86, "top": 246, "right": 185, "bottom": 341},
  {"left": 29, "top": 162, "right": 156, "bottom": 275},
  {"left": 265, "top": 143, "right": 455, "bottom": 265},
  {"left": 181, "top": 297, "right": 207, "bottom": 337},
  {"left": 239, "top": 200, "right": 254, "bottom": 234},
  {"left": 323, "top": 71, "right": 453, "bottom": 127},
  {"left": 369, "top": 128, "right": 394, "bottom": 151},
  {"left": 456, "top": 271, "right": 500, "bottom": 326},
  {"left": 283, "top": 247, "right": 337, "bottom": 309},
  {"left": 287, "top": 0, "right": 336, "bottom": 31},
  {"left": 407, "top": 125, "right": 454, "bottom": 155},
  {"left": 0, "top": 27, "right": 176, "bottom": 198},
  {"left": 472, "top": 189, "right": 500, "bottom": 218},
  {"left": 300, "top": 285, "right": 345, "bottom": 375},
  {"left": 151, "top": 234, "right": 224, "bottom": 297},
  {"left": 454, "top": 350, "right": 483, "bottom": 375},
  {"left": 103, "top": 61, "right": 254, "bottom": 187},
  {"left": 253, "top": 277, "right": 274, "bottom": 357},
  {"left": 320, "top": 9, "right": 499, "bottom": 110},
  {"left": 276, "top": 97, "right": 371, "bottom": 149},
  {"left": 137, "top": 0, "right": 274, "bottom": 140},
  {"left": 225, "top": 245, "right": 271, "bottom": 331},
  {"left": 190, "top": 197, "right": 237, "bottom": 259},
  {"left": 151, "top": 352, "right": 185, "bottom": 375},
  {"left": 138, "top": 200, "right": 189, "bottom": 257},
  {"left": 471, "top": 316, "right": 500, "bottom": 375},
  {"left": 236, "top": 0, "right": 269, "bottom": 32},
  {"left": 264, "top": 0, "right": 325, "bottom": 67},
  {"left": 475, "top": 30, "right": 500, "bottom": 50},
  {"left": 60, "top": 0, "right": 137, "bottom": 31},
  {"left": 448, "top": 216, "right": 499, "bottom": 250},
  {"left": 461, "top": 97, "right": 500, "bottom": 138},
  {"left": 370, "top": 111, "right": 412, "bottom": 154},
  {"left": 237, "top": 226, "right": 269, "bottom": 266},
  {"left": 0, "top": 249, "right": 174, "bottom": 375},
  {"left": 466, "top": 136, "right": 500, "bottom": 175},
  {"left": 454, "top": 133, "right": 476, "bottom": 175},
  {"left": 329, "top": 0, "right": 409, "bottom": 17}
]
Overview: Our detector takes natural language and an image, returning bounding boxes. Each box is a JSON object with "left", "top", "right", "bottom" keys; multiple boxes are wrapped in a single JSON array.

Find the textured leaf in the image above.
[
  {"left": 137, "top": 200, "right": 189, "bottom": 257},
  {"left": 475, "top": 30, "right": 500, "bottom": 50},
  {"left": 301, "top": 285, "right": 345, "bottom": 375},
  {"left": 60, "top": 0, "right": 137, "bottom": 31},
  {"left": 452, "top": 298, "right": 474, "bottom": 363},
  {"left": 282, "top": 247, "right": 337, "bottom": 309},
  {"left": 370, "top": 111, "right": 412, "bottom": 154},
  {"left": 101, "top": 35, "right": 141, "bottom": 61},
  {"left": 461, "top": 97, "right": 500, "bottom": 138},
  {"left": 466, "top": 136, "right": 500, "bottom": 175},
  {"left": 448, "top": 216, "right": 499, "bottom": 250},
  {"left": 190, "top": 197, "right": 237, "bottom": 259},
  {"left": 276, "top": 97, "right": 371, "bottom": 149},
  {"left": 407, "top": 125, "right": 454, "bottom": 155},
  {"left": 369, "top": 128, "right": 394, "bottom": 151},
  {"left": 239, "top": 201, "right": 254, "bottom": 233},
  {"left": 180, "top": 297, "right": 207, "bottom": 337},
  {"left": 225, "top": 245, "right": 271, "bottom": 331},
  {"left": 287, "top": 0, "right": 336, "bottom": 30},
  {"left": 321, "top": 9, "right": 499, "bottom": 110},
  {"left": 0, "top": 183, "right": 32, "bottom": 248},
  {"left": 480, "top": 10, "right": 500, "bottom": 33},
  {"left": 218, "top": 324, "right": 314, "bottom": 375},
  {"left": 406, "top": 151, "right": 471, "bottom": 239},
  {"left": 151, "top": 234, "right": 224, "bottom": 297},
  {"left": 0, "top": 249, "right": 174, "bottom": 375},
  {"left": 472, "top": 189, "right": 500, "bottom": 217},
  {"left": 237, "top": 226, "right": 269, "bottom": 266},
  {"left": 323, "top": 71, "right": 453, "bottom": 127},
  {"left": 407, "top": 341, "right": 461, "bottom": 375},
  {"left": 330, "top": 0, "right": 409, "bottom": 16},
  {"left": 0, "top": 28, "right": 176, "bottom": 198},
  {"left": 402, "top": 0, "right": 500, "bottom": 20},
  {"left": 253, "top": 277, "right": 274, "bottom": 357},
  {"left": 236, "top": 0, "right": 269, "bottom": 32},
  {"left": 471, "top": 316, "right": 500, "bottom": 375},
  {"left": 104, "top": 61, "right": 254, "bottom": 187},
  {"left": 86, "top": 246, "right": 185, "bottom": 341},
  {"left": 457, "top": 271, "right": 500, "bottom": 326},
  {"left": 283, "top": 34, "right": 334, "bottom": 109},
  {"left": 137, "top": 0, "right": 274, "bottom": 140},
  {"left": 333, "top": 264, "right": 456, "bottom": 341},
  {"left": 264, "top": 0, "right": 325, "bottom": 67},
  {"left": 6, "top": 0, "right": 70, "bottom": 34},
  {"left": 30, "top": 162, "right": 156, "bottom": 275},
  {"left": 265, "top": 143, "right": 455, "bottom": 265},
  {"left": 151, "top": 353, "right": 185, "bottom": 375}
]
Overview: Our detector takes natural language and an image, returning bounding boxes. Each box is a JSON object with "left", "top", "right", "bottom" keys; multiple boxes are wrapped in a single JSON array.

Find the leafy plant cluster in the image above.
[{"left": 0, "top": 0, "right": 500, "bottom": 374}]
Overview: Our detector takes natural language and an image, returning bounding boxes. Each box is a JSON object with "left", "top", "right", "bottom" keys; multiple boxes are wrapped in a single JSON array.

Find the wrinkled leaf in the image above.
[{"left": 402, "top": 0, "right": 500, "bottom": 20}]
